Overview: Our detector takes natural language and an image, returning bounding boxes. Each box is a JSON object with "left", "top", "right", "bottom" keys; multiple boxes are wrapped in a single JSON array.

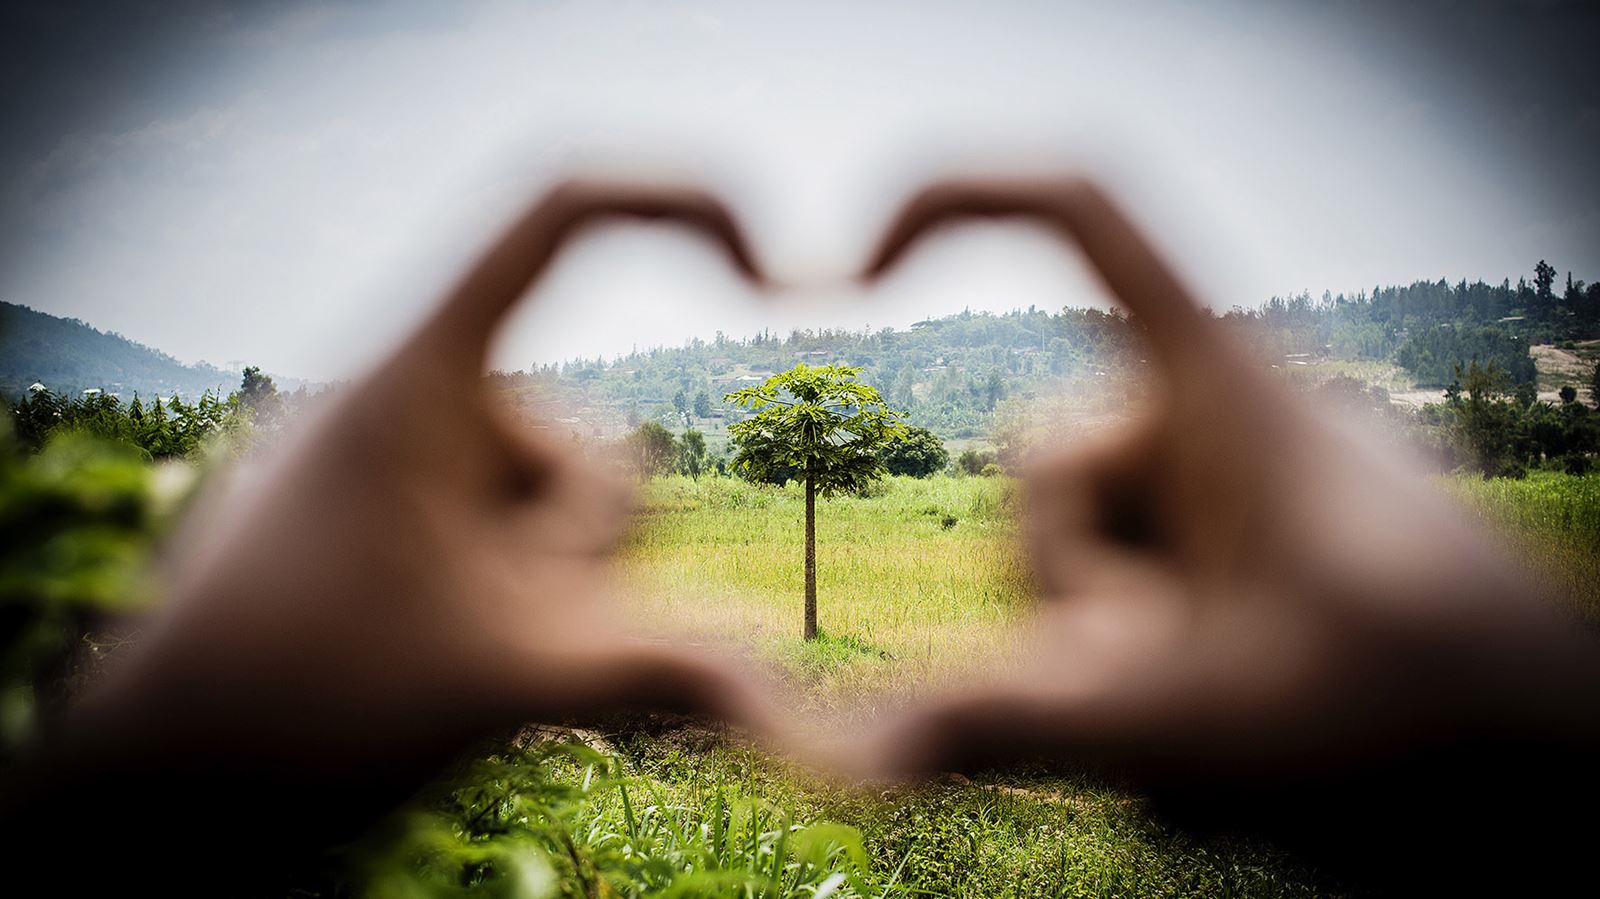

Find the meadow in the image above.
[
  {"left": 614, "top": 475, "right": 1034, "bottom": 712},
  {"left": 356, "top": 470, "right": 1600, "bottom": 897}
]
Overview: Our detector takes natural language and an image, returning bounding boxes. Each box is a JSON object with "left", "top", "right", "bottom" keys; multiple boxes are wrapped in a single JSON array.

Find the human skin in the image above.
[
  {"left": 849, "top": 176, "right": 1600, "bottom": 891},
  {"left": 0, "top": 181, "right": 780, "bottom": 894}
]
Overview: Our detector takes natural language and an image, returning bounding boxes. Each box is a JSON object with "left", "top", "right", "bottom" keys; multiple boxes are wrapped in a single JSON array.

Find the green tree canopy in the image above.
[
  {"left": 725, "top": 364, "right": 906, "bottom": 497},
  {"left": 678, "top": 428, "right": 707, "bottom": 479},
  {"left": 624, "top": 421, "right": 678, "bottom": 480}
]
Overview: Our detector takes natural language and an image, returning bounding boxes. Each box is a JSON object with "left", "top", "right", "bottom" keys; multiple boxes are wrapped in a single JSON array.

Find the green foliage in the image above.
[
  {"left": 1419, "top": 361, "right": 1600, "bottom": 477},
  {"left": 624, "top": 422, "right": 678, "bottom": 480},
  {"left": 677, "top": 428, "right": 707, "bottom": 480},
  {"left": 776, "top": 629, "right": 891, "bottom": 680},
  {"left": 955, "top": 449, "right": 997, "bottom": 476},
  {"left": 0, "top": 422, "right": 173, "bottom": 752},
  {"left": 1442, "top": 471, "right": 1600, "bottom": 619},
  {"left": 1535, "top": 259, "right": 1557, "bottom": 299},
  {"left": 725, "top": 364, "right": 906, "bottom": 497},
  {"left": 491, "top": 307, "right": 1146, "bottom": 444},
  {"left": 5, "top": 384, "right": 251, "bottom": 460},
  {"left": 356, "top": 738, "right": 895, "bottom": 899},
  {"left": 239, "top": 365, "right": 284, "bottom": 431},
  {"left": 1396, "top": 324, "right": 1537, "bottom": 387},
  {"left": 876, "top": 426, "right": 948, "bottom": 478}
]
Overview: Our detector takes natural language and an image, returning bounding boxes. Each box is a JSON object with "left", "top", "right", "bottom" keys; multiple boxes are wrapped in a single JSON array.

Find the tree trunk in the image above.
[{"left": 804, "top": 474, "right": 817, "bottom": 641}]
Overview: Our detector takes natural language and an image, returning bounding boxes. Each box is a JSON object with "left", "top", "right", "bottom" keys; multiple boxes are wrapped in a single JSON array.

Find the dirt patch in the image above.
[
  {"left": 1387, "top": 388, "right": 1447, "bottom": 409},
  {"left": 1533, "top": 341, "right": 1600, "bottom": 404}
]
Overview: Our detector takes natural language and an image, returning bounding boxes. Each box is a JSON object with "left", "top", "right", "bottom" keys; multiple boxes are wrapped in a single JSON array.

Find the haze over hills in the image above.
[{"left": 0, "top": 301, "right": 305, "bottom": 400}]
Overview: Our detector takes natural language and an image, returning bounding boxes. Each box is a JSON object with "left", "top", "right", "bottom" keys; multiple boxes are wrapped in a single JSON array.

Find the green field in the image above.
[
  {"left": 1441, "top": 470, "right": 1600, "bottom": 619},
  {"left": 614, "top": 475, "right": 1033, "bottom": 713},
  {"left": 360, "top": 471, "right": 1600, "bottom": 897}
]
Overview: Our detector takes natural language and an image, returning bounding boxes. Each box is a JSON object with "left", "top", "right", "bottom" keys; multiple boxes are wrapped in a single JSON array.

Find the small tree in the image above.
[
  {"left": 956, "top": 448, "right": 997, "bottom": 476},
  {"left": 692, "top": 390, "right": 712, "bottom": 421},
  {"left": 239, "top": 365, "right": 283, "bottom": 430},
  {"left": 678, "top": 428, "right": 707, "bottom": 480},
  {"left": 726, "top": 364, "right": 905, "bottom": 640},
  {"left": 624, "top": 421, "right": 678, "bottom": 481}
]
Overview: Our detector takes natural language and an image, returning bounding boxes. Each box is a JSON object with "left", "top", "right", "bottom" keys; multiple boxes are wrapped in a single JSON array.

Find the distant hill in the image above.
[{"left": 0, "top": 301, "right": 242, "bottom": 400}]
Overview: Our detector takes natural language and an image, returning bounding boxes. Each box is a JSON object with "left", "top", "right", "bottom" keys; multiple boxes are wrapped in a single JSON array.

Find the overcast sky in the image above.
[{"left": 2, "top": 0, "right": 1596, "bottom": 381}]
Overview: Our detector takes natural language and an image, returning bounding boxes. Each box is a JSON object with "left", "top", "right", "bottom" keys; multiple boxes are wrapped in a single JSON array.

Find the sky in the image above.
[{"left": 2, "top": 0, "right": 1597, "bottom": 381}]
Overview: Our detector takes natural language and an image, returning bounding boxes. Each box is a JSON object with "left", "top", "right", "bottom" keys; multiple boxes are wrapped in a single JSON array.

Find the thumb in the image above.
[
  {"left": 845, "top": 687, "right": 1092, "bottom": 782},
  {"left": 533, "top": 640, "right": 784, "bottom": 741}
]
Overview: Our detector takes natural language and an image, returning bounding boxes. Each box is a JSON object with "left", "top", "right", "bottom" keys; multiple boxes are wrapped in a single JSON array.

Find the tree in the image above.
[
  {"left": 692, "top": 390, "right": 712, "bottom": 421},
  {"left": 984, "top": 370, "right": 1005, "bottom": 411},
  {"left": 239, "top": 365, "right": 283, "bottom": 431},
  {"left": 678, "top": 427, "right": 707, "bottom": 479},
  {"left": 726, "top": 364, "right": 905, "bottom": 640},
  {"left": 1534, "top": 259, "right": 1557, "bottom": 301},
  {"left": 624, "top": 421, "right": 677, "bottom": 481},
  {"left": 1446, "top": 361, "right": 1522, "bottom": 477},
  {"left": 879, "top": 425, "right": 948, "bottom": 477},
  {"left": 1592, "top": 360, "right": 1600, "bottom": 409}
]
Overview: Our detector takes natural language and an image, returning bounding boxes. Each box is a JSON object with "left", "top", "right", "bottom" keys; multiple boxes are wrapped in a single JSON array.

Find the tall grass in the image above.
[
  {"left": 360, "top": 729, "right": 1324, "bottom": 899},
  {"left": 1440, "top": 471, "right": 1600, "bottom": 618},
  {"left": 356, "top": 736, "right": 903, "bottom": 899}
]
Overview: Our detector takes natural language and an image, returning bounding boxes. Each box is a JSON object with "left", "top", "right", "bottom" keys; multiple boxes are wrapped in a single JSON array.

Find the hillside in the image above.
[
  {"left": 492, "top": 271, "right": 1600, "bottom": 449},
  {"left": 0, "top": 301, "right": 241, "bottom": 400}
]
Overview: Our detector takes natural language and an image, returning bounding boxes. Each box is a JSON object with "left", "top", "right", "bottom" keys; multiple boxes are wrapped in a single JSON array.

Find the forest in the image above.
[{"left": 482, "top": 262, "right": 1598, "bottom": 457}]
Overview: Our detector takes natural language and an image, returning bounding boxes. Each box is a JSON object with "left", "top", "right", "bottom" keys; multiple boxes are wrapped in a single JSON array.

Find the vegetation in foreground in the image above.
[
  {"left": 7, "top": 408, "right": 1599, "bottom": 896},
  {"left": 354, "top": 470, "right": 1600, "bottom": 897}
]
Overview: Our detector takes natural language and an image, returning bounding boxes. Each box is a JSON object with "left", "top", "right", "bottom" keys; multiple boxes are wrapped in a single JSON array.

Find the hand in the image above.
[
  {"left": 854, "top": 177, "right": 1600, "bottom": 884},
  {"left": 6, "top": 180, "right": 774, "bottom": 882}
]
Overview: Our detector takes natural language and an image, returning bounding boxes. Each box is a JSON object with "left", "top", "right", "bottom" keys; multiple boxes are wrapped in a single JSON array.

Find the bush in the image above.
[
  {"left": 955, "top": 449, "right": 996, "bottom": 476},
  {"left": 879, "top": 426, "right": 949, "bottom": 478}
]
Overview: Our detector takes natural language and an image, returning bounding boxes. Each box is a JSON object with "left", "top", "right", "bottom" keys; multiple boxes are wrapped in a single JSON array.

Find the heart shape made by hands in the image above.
[{"left": 67, "top": 173, "right": 1592, "bottom": 894}]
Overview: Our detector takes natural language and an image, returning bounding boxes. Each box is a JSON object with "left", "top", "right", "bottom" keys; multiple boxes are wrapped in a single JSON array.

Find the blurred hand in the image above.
[
  {"left": 12, "top": 182, "right": 774, "bottom": 872},
  {"left": 854, "top": 178, "right": 1600, "bottom": 851}
]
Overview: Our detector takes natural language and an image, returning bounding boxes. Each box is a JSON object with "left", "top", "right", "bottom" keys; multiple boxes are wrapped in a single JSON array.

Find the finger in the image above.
[
  {"left": 850, "top": 686, "right": 1105, "bottom": 781},
  {"left": 481, "top": 399, "right": 635, "bottom": 547},
  {"left": 534, "top": 641, "right": 784, "bottom": 739},
  {"left": 1023, "top": 421, "right": 1164, "bottom": 600},
  {"left": 851, "top": 601, "right": 1193, "bottom": 782},
  {"left": 415, "top": 180, "right": 766, "bottom": 379},
  {"left": 862, "top": 177, "right": 1233, "bottom": 381}
]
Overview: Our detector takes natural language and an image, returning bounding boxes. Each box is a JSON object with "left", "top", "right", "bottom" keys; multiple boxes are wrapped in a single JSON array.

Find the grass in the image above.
[
  {"left": 357, "top": 470, "right": 1600, "bottom": 897},
  {"left": 359, "top": 725, "right": 1324, "bottom": 899},
  {"left": 1439, "top": 470, "right": 1600, "bottom": 619},
  {"left": 613, "top": 475, "right": 1033, "bottom": 711}
]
